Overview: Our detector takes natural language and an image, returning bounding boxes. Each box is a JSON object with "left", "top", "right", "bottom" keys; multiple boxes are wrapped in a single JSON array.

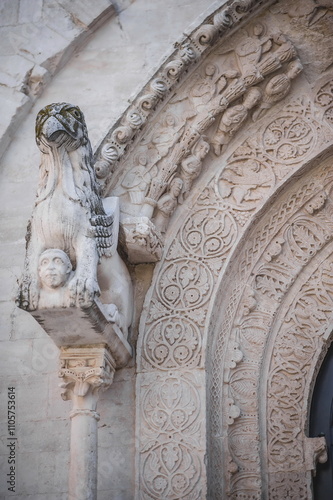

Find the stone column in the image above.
[{"left": 59, "top": 345, "right": 115, "bottom": 500}]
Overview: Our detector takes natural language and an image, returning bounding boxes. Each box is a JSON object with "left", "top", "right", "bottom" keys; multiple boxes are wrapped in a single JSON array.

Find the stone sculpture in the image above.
[
  {"left": 17, "top": 102, "right": 133, "bottom": 338},
  {"left": 212, "top": 87, "right": 262, "bottom": 155},
  {"left": 38, "top": 248, "right": 74, "bottom": 308},
  {"left": 252, "top": 59, "right": 303, "bottom": 121},
  {"left": 179, "top": 137, "right": 210, "bottom": 201},
  {"left": 154, "top": 177, "right": 183, "bottom": 233}
]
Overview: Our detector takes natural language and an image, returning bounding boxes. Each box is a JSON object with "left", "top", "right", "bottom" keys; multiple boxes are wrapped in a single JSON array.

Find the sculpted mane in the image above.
[{"left": 35, "top": 102, "right": 104, "bottom": 217}]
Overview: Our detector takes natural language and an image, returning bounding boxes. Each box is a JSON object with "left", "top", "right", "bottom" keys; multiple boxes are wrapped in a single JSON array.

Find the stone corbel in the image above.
[
  {"left": 121, "top": 216, "right": 163, "bottom": 263},
  {"left": 17, "top": 102, "right": 134, "bottom": 500}
]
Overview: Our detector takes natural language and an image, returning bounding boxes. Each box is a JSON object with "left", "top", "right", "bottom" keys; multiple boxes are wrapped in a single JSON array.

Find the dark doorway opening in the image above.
[{"left": 310, "top": 341, "right": 333, "bottom": 499}]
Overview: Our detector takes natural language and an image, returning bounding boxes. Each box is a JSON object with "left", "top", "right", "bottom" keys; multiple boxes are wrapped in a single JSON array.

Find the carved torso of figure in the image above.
[
  {"left": 154, "top": 178, "right": 183, "bottom": 233},
  {"left": 212, "top": 87, "right": 262, "bottom": 155},
  {"left": 179, "top": 138, "right": 210, "bottom": 201},
  {"left": 252, "top": 59, "right": 303, "bottom": 121}
]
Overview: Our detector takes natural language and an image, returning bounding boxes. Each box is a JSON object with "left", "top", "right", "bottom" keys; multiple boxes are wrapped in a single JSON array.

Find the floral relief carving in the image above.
[
  {"left": 180, "top": 208, "right": 238, "bottom": 259},
  {"left": 267, "top": 257, "right": 333, "bottom": 482},
  {"left": 157, "top": 259, "right": 214, "bottom": 312},
  {"left": 138, "top": 149, "right": 333, "bottom": 500},
  {"left": 270, "top": 472, "right": 307, "bottom": 500},
  {"left": 143, "top": 316, "right": 202, "bottom": 370},
  {"left": 139, "top": 372, "right": 205, "bottom": 499},
  {"left": 315, "top": 78, "right": 333, "bottom": 127},
  {"left": 208, "top": 159, "right": 333, "bottom": 498},
  {"left": 262, "top": 113, "right": 316, "bottom": 164}
]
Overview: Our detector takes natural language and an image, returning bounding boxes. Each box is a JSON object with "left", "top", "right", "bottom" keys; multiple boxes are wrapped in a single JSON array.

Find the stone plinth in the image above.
[{"left": 31, "top": 298, "right": 132, "bottom": 368}]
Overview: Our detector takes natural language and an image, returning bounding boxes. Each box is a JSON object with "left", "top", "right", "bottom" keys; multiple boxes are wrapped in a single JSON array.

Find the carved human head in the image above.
[
  {"left": 38, "top": 249, "right": 73, "bottom": 290},
  {"left": 287, "top": 59, "right": 303, "bottom": 79},
  {"left": 253, "top": 23, "right": 265, "bottom": 37},
  {"left": 243, "top": 87, "right": 262, "bottom": 108},
  {"left": 205, "top": 63, "right": 216, "bottom": 77},
  {"left": 170, "top": 178, "right": 183, "bottom": 197},
  {"left": 195, "top": 138, "right": 210, "bottom": 159}
]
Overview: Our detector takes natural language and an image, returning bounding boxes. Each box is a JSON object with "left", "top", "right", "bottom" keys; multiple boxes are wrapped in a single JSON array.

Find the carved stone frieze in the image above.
[
  {"left": 94, "top": 16, "right": 307, "bottom": 263},
  {"left": 138, "top": 370, "right": 206, "bottom": 499},
  {"left": 94, "top": 0, "right": 275, "bottom": 186},
  {"left": 208, "top": 156, "right": 333, "bottom": 498},
  {"left": 136, "top": 61, "right": 333, "bottom": 496}
]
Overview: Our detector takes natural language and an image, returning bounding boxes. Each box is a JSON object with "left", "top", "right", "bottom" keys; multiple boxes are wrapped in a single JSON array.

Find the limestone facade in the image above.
[{"left": 1, "top": 0, "right": 333, "bottom": 499}]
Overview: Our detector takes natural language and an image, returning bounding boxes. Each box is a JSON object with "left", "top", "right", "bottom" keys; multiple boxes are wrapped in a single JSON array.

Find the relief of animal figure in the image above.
[{"left": 17, "top": 102, "right": 133, "bottom": 338}]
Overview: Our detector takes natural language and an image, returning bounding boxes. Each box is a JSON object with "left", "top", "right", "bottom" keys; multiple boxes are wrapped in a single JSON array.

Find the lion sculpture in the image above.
[{"left": 17, "top": 102, "right": 133, "bottom": 338}]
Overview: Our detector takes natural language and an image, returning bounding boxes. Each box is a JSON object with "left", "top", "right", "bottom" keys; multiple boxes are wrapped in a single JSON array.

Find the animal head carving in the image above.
[
  {"left": 35, "top": 102, "right": 103, "bottom": 216},
  {"left": 36, "top": 102, "right": 89, "bottom": 153}
]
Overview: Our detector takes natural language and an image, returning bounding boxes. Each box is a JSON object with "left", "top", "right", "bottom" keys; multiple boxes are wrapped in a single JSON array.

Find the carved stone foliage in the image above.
[
  {"left": 266, "top": 258, "right": 333, "bottom": 475},
  {"left": 136, "top": 64, "right": 333, "bottom": 496},
  {"left": 59, "top": 345, "right": 115, "bottom": 405},
  {"left": 124, "top": 1, "right": 333, "bottom": 497},
  {"left": 138, "top": 371, "right": 205, "bottom": 500},
  {"left": 315, "top": 78, "right": 333, "bottom": 128},
  {"left": 208, "top": 156, "right": 333, "bottom": 499}
]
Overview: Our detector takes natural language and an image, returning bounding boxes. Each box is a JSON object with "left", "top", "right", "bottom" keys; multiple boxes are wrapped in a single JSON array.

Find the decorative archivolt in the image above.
[
  {"left": 134, "top": 77, "right": 333, "bottom": 500},
  {"left": 92, "top": 2, "right": 310, "bottom": 266},
  {"left": 82, "top": 1, "right": 333, "bottom": 498},
  {"left": 113, "top": 0, "right": 333, "bottom": 496},
  {"left": 207, "top": 148, "right": 333, "bottom": 498}
]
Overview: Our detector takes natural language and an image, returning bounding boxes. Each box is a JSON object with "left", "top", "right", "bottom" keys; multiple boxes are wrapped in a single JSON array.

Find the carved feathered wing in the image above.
[{"left": 90, "top": 212, "right": 115, "bottom": 259}]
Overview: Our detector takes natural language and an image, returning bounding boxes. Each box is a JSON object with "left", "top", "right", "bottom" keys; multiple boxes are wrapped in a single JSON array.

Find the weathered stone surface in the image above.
[
  {"left": 2, "top": 0, "right": 333, "bottom": 499},
  {"left": 0, "top": 0, "right": 115, "bottom": 161}
]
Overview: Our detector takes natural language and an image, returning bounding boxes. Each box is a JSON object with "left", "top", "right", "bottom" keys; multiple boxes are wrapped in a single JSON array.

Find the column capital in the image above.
[{"left": 59, "top": 345, "right": 115, "bottom": 408}]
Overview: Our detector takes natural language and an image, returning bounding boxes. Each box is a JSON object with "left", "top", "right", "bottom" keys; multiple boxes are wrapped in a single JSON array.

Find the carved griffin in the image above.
[{"left": 17, "top": 102, "right": 133, "bottom": 336}]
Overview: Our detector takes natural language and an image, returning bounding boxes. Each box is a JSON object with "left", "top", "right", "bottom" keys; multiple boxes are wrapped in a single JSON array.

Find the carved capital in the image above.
[
  {"left": 59, "top": 345, "right": 115, "bottom": 410},
  {"left": 122, "top": 216, "right": 163, "bottom": 263}
]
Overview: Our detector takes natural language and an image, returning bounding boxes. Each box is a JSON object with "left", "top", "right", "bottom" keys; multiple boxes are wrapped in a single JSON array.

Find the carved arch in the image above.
[
  {"left": 89, "top": 0, "right": 333, "bottom": 498},
  {"left": 207, "top": 146, "right": 333, "bottom": 498}
]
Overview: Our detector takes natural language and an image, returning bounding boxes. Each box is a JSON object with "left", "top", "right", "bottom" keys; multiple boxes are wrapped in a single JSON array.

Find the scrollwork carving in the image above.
[
  {"left": 139, "top": 372, "right": 205, "bottom": 499},
  {"left": 143, "top": 316, "right": 202, "bottom": 370},
  {"left": 180, "top": 207, "right": 238, "bottom": 259},
  {"left": 157, "top": 259, "right": 214, "bottom": 311}
]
